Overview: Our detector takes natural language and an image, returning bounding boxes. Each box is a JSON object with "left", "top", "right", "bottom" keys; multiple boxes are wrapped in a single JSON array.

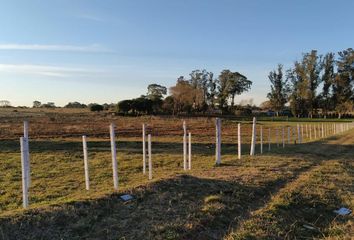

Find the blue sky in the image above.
[{"left": 0, "top": 0, "right": 353, "bottom": 106}]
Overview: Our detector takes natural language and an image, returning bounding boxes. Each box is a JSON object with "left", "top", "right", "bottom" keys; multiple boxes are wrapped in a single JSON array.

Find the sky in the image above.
[{"left": 0, "top": 0, "right": 353, "bottom": 107}]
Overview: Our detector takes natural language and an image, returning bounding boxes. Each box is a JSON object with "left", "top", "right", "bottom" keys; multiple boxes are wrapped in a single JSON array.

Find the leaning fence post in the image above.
[
  {"left": 110, "top": 123, "right": 118, "bottom": 190},
  {"left": 238, "top": 123, "right": 241, "bottom": 159},
  {"left": 142, "top": 124, "right": 146, "bottom": 174},
  {"left": 82, "top": 135, "right": 90, "bottom": 190},
  {"left": 250, "top": 117, "right": 256, "bottom": 156},
  {"left": 215, "top": 118, "right": 221, "bottom": 164},
  {"left": 188, "top": 132, "right": 191, "bottom": 170},
  {"left": 20, "top": 137, "right": 29, "bottom": 209},
  {"left": 183, "top": 121, "right": 187, "bottom": 170},
  {"left": 148, "top": 134, "right": 152, "bottom": 180}
]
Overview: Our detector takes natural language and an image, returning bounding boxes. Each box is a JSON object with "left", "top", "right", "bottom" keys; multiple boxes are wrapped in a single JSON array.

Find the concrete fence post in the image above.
[
  {"left": 276, "top": 128, "right": 279, "bottom": 147},
  {"left": 250, "top": 117, "right": 256, "bottom": 156},
  {"left": 215, "top": 118, "right": 221, "bottom": 164},
  {"left": 322, "top": 123, "right": 324, "bottom": 138},
  {"left": 23, "top": 121, "right": 31, "bottom": 187},
  {"left": 110, "top": 123, "right": 119, "bottom": 190},
  {"left": 148, "top": 134, "right": 152, "bottom": 180},
  {"left": 142, "top": 124, "right": 146, "bottom": 174},
  {"left": 260, "top": 126, "right": 263, "bottom": 154},
  {"left": 238, "top": 123, "right": 241, "bottom": 159},
  {"left": 82, "top": 135, "right": 90, "bottom": 190},
  {"left": 20, "top": 137, "right": 29, "bottom": 209},
  {"left": 268, "top": 128, "right": 271, "bottom": 151},
  {"left": 188, "top": 132, "right": 192, "bottom": 170},
  {"left": 183, "top": 121, "right": 187, "bottom": 170}
]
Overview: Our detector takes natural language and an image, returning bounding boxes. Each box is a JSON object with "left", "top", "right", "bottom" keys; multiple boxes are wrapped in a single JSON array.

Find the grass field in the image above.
[{"left": 0, "top": 109, "right": 353, "bottom": 239}]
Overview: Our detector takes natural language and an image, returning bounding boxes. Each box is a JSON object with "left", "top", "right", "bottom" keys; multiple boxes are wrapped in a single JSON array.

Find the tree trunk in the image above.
[{"left": 231, "top": 94, "right": 235, "bottom": 107}]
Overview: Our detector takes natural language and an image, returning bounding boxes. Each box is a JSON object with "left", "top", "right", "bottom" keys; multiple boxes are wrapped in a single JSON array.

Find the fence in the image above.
[{"left": 15, "top": 118, "right": 354, "bottom": 209}]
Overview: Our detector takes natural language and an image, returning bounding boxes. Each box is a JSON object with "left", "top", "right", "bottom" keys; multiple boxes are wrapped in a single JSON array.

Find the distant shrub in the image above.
[{"left": 89, "top": 104, "right": 104, "bottom": 112}]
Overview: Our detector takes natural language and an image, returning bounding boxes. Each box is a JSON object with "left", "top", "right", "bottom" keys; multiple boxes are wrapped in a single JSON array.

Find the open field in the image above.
[{"left": 0, "top": 109, "right": 353, "bottom": 239}]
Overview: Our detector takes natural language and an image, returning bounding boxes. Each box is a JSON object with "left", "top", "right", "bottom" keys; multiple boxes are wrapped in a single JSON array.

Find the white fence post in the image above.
[
  {"left": 282, "top": 126, "right": 285, "bottom": 148},
  {"left": 148, "top": 134, "right": 152, "bottom": 180},
  {"left": 322, "top": 123, "right": 324, "bottom": 138},
  {"left": 260, "top": 126, "right": 263, "bottom": 154},
  {"left": 215, "top": 118, "right": 221, "bottom": 164},
  {"left": 250, "top": 117, "right": 256, "bottom": 156},
  {"left": 142, "top": 124, "right": 146, "bottom": 174},
  {"left": 287, "top": 126, "right": 290, "bottom": 144},
  {"left": 20, "top": 137, "right": 29, "bottom": 209},
  {"left": 268, "top": 128, "right": 271, "bottom": 151},
  {"left": 301, "top": 124, "right": 304, "bottom": 141},
  {"left": 110, "top": 123, "right": 118, "bottom": 190},
  {"left": 23, "top": 121, "right": 31, "bottom": 187},
  {"left": 82, "top": 135, "right": 90, "bottom": 190},
  {"left": 297, "top": 124, "right": 301, "bottom": 143},
  {"left": 238, "top": 123, "right": 241, "bottom": 159},
  {"left": 309, "top": 124, "right": 312, "bottom": 140},
  {"left": 183, "top": 121, "right": 187, "bottom": 170},
  {"left": 188, "top": 132, "right": 191, "bottom": 170},
  {"left": 314, "top": 124, "right": 317, "bottom": 139},
  {"left": 276, "top": 128, "right": 279, "bottom": 147}
]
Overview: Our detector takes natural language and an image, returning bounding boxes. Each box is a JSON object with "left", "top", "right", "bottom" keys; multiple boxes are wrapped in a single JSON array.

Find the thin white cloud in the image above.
[
  {"left": 0, "top": 64, "right": 103, "bottom": 78},
  {"left": 0, "top": 44, "right": 110, "bottom": 53},
  {"left": 76, "top": 14, "right": 105, "bottom": 22}
]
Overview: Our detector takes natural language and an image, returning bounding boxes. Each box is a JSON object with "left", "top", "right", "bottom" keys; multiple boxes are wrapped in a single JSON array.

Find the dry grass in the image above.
[{"left": 0, "top": 108, "right": 353, "bottom": 239}]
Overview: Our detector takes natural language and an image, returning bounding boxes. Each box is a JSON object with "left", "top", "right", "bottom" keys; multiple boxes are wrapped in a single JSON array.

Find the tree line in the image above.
[
  {"left": 117, "top": 69, "right": 252, "bottom": 115},
  {"left": 267, "top": 48, "right": 353, "bottom": 118}
]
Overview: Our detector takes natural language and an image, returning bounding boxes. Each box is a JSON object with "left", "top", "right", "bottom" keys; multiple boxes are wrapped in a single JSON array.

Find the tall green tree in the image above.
[
  {"left": 287, "top": 66, "right": 306, "bottom": 117},
  {"left": 288, "top": 50, "right": 322, "bottom": 117},
  {"left": 217, "top": 70, "right": 252, "bottom": 110},
  {"left": 267, "top": 64, "right": 289, "bottom": 116},
  {"left": 320, "top": 52, "right": 335, "bottom": 116},
  {"left": 333, "top": 48, "right": 354, "bottom": 118},
  {"left": 147, "top": 84, "right": 167, "bottom": 100},
  {"left": 189, "top": 69, "right": 214, "bottom": 111}
]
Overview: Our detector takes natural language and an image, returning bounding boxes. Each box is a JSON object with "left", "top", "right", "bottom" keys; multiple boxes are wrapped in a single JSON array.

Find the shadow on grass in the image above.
[
  {"left": 2, "top": 136, "right": 354, "bottom": 161},
  {"left": 0, "top": 135, "right": 352, "bottom": 239},
  {"left": 0, "top": 171, "right": 349, "bottom": 240},
  {"left": 232, "top": 160, "right": 354, "bottom": 240},
  {"left": 0, "top": 139, "right": 249, "bottom": 156}
]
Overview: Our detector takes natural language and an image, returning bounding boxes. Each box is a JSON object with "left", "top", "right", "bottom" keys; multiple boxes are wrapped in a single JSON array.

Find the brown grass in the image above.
[{"left": 0, "top": 108, "right": 352, "bottom": 239}]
